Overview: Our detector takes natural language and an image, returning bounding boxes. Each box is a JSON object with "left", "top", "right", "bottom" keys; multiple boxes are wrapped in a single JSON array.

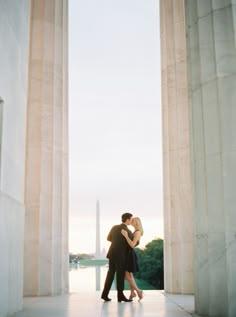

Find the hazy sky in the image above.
[{"left": 69, "top": 0, "right": 162, "bottom": 253}]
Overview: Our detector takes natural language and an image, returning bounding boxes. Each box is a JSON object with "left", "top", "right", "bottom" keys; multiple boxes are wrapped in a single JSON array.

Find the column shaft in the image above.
[
  {"left": 160, "top": 0, "right": 193, "bottom": 294},
  {"left": 0, "top": 1, "right": 31, "bottom": 315},
  {"left": 185, "top": 1, "right": 236, "bottom": 316},
  {"left": 24, "top": 0, "right": 68, "bottom": 296}
]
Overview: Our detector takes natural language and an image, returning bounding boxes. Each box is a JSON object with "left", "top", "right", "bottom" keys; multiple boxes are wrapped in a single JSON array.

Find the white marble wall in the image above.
[
  {"left": 0, "top": 0, "right": 31, "bottom": 316},
  {"left": 185, "top": 1, "right": 236, "bottom": 316},
  {"left": 24, "top": 0, "right": 69, "bottom": 296},
  {"left": 160, "top": 0, "right": 193, "bottom": 294}
]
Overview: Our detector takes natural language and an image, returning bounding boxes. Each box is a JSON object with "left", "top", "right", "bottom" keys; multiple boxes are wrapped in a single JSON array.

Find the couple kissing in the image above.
[{"left": 101, "top": 212, "right": 144, "bottom": 302}]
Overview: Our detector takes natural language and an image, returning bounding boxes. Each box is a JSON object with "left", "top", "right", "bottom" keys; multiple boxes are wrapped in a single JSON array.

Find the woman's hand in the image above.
[{"left": 121, "top": 229, "right": 128, "bottom": 237}]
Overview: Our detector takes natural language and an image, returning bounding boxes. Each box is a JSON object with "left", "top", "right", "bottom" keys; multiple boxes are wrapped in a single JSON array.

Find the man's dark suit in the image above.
[{"left": 101, "top": 223, "right": 133, "bottom": 296}]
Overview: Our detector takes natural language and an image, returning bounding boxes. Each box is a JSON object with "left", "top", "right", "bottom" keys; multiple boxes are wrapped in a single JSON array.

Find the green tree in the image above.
[{"left": 134, "top": 238, "right": 164, "bottom": 289}]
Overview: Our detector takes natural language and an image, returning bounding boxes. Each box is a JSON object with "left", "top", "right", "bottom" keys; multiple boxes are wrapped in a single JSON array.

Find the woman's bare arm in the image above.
[{"left": 121, "top": 229, "right": 141, "bottom": 248}]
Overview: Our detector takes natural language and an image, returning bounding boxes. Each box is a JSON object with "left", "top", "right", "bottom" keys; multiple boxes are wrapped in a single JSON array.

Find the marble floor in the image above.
[{"left": 12, "top": 291, "right": 201, "bottom": 317}]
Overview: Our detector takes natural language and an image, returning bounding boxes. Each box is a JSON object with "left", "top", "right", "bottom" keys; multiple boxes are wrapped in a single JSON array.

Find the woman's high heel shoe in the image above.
[
  {"left": 129, "top": 292, "right": 137, "bottom": 300},
  {"left": 137, "top": 290, "right": 143, "bottom": 301}
]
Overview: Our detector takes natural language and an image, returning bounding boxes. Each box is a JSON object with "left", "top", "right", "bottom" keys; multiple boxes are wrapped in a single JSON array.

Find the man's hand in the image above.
[{"left": 121, "top": 229, "right": 128, "bottom": 237}]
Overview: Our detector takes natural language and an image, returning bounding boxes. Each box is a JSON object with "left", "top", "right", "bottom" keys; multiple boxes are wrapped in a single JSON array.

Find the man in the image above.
[{"left": 101, "top": 212, "right": 133, "bottom": 302}]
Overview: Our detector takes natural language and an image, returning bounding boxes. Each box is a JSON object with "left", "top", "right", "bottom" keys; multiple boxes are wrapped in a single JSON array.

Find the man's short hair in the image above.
[{"left": 122, "top": 212, "right": 133, "bottom": 223}]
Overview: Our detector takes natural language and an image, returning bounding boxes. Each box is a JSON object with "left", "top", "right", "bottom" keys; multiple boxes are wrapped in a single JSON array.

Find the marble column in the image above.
[
  {"left": 24, "top": 0, "right": 69, "bottom": 296},
  {"left": 0, "top": 99, "right": 3, "bottom": 173},
  {"left": 0, "top": 1, "right": 31, "bottom": 315},
  {"left": 160, "top": 0, "right": 193, "bottom": 294},
  {"left": 185, "top": 1, "right": 236, "bottom": 316}
]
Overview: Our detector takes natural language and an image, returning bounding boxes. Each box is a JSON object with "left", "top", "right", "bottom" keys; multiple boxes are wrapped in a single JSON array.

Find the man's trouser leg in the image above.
[
  {"left": 116, "top": 266, "right": 125, "bottom": 292},
  {"left": 101, "top": 260, "right": 115, "bottom": 296}
]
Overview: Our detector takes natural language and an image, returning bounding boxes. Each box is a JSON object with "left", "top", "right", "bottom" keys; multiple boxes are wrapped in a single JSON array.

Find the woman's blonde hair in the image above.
[{"left": 133, "top": 217, "right": 144, "bottom": 235}]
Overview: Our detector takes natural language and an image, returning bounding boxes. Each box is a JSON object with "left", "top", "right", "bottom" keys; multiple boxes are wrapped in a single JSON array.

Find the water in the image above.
[{"left": 69, "top": 265, "right": 116, "bottom": 292}]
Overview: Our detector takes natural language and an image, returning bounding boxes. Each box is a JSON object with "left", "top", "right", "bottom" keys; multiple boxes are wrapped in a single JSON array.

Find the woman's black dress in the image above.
[{"left": 127, "top": 230, "right": 140, "bottom": 273}]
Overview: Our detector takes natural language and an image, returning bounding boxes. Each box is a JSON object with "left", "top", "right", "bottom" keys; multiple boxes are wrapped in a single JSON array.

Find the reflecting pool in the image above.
[{"left": 69, "top": 265, "right": 116, "bottom": 292}]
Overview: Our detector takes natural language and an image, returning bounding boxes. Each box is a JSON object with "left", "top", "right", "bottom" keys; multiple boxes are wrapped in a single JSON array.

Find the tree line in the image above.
[{"left": 134, "top": 238, "right": 164, "bottom": 289}]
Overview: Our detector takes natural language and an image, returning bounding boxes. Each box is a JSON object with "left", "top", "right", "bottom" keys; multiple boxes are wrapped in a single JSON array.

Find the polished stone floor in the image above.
[{"left": 12, "top": 291, "right": 201, "bottom": 317}]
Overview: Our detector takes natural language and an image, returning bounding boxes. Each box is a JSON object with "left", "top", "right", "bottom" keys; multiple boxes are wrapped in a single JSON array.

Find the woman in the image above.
[{"left": 121, "top": 217, "right": 144, "bottom": 300}]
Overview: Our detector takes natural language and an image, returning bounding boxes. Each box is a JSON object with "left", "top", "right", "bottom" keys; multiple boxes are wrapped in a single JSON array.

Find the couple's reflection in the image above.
[{"left": 102, "top": 301, "right": 143, "bottom": 317}]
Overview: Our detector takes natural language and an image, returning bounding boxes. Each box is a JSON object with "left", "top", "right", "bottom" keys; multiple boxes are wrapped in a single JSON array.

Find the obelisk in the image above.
[{"left": 95, "top": 200, "right": 101, "bottom": 258}]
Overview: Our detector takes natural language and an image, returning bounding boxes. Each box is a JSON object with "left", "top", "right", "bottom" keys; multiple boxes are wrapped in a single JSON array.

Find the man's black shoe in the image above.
[
  {"left": 101, "top": 295, "right": 111, "bottom": 302},
  {"left": 117, "top": 295, "right": 132, "bottom": 302}
]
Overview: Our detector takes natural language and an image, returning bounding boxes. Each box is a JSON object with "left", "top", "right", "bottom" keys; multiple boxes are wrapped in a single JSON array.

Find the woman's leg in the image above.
[
  {"left": 125, "top": 271, "right": 143, "bottom": 300},
  {"left": 125, "top": 271, "right": 136, "bottom": 299}
]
